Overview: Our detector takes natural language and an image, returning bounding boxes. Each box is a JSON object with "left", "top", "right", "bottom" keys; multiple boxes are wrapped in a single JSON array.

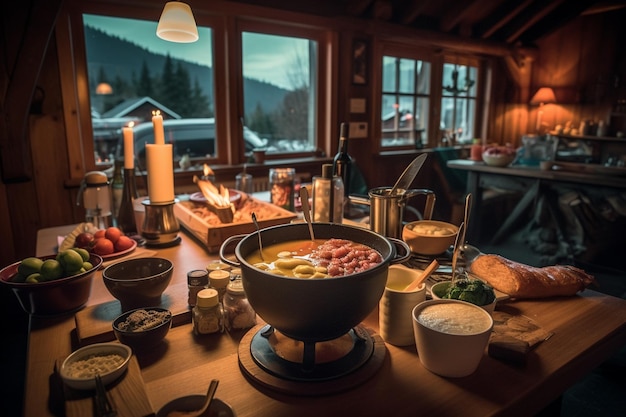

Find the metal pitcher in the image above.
[{"left": 349, "top": 187, "right": 435, "bottom": 238}]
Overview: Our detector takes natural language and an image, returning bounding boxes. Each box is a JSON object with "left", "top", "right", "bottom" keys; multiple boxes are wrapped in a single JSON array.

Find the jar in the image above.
[
  {"left": 269, "top": 168, "right": 295, "bottom": 211},
  {"left": 192, "top": 288, "right": 224, "bottom": 335},
  {"left": 187, "top": 269, "right": 208, "bottom": 307},
  {"left": 206, "top": 260, "right": 231, "bottom": 273},
  {"left": 312, "top": 164, "right": 344, "bottom": 223},
  {"left": 223, "top": 279, "right": 257, "bottom": 331},
  {"left": 470, "top": 139, "right": 483, "bottom": 161},
  {"left": 208, "top": 269, "right": 230, "bottom": 303}
]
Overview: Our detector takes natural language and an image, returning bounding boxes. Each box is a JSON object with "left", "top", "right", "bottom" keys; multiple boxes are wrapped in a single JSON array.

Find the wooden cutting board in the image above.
[{"left": 57, "top": 355, "right": 155, "bottom": 417}]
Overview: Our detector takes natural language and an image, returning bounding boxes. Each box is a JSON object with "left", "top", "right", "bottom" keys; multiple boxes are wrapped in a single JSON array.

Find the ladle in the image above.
[
  {"left": 299, "top": 186, "right": 315, "bottom": 241},
  {"left": 450, "top": 222, "right": 465, "bottom": 283},
  {"left": 251, "top": 212, "right": 265, "bottom": 262},
  {"left": 166, "top": 379, "right": 219, "bottom": 417}
]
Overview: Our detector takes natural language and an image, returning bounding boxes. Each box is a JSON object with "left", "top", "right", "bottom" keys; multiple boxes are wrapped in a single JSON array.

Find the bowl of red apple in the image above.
[{"left": 482, "top": 146, "right": 516, "bottom": 167}]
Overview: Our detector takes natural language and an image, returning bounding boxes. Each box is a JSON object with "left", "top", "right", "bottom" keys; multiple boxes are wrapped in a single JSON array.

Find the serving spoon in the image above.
[
  {"left": 251, "top": 212, "right": 265, "bottom": 262},
  {"left": 300, "top": 186, "right": 316, "bottom": 241}
]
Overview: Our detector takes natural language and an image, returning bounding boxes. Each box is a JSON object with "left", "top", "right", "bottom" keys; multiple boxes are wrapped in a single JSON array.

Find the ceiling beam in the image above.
[
  {"left": 477, "top": 0, "right": 535, "bottom": 40},
  {"left": 439, "top": 0, "right": 484, "bottom": 33},
  {"left": 501, "top": 0, "right": 566, "bottom": 43},
  {"left": 344, "top": 0, "right": 374, "bottom": 16},
  {"left": 398, "top": 0, "right": 436, "bottom": 25}
]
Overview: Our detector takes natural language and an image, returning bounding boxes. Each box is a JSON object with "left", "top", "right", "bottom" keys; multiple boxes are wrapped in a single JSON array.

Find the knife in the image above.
[{"left": 390, "top": 153, "right": 428, "bottom": 195}]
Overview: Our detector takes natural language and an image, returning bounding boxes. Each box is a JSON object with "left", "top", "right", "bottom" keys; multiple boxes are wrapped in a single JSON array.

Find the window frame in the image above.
[{"left": 56, "top": 1, "right": 335, "bottom": 178}]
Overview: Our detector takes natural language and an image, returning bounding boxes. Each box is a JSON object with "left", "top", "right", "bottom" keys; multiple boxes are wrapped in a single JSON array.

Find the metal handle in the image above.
[
  {"left": 218, "top": 234, "right": 247, "bottom": 267},
  {"left": 387, "top": 237, "right": 411, "bottom": 264}
]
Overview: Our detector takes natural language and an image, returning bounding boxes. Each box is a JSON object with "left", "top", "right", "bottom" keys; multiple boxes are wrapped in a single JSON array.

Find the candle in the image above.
[
  {"left": 152, "top": 111, "right": 165, "bottom": 145},
  {"left": 123, "top": 122, "right": 135, "bottom": 169},
  {"left": 146, "top": 143, "right": 175, "bottom": 203}
]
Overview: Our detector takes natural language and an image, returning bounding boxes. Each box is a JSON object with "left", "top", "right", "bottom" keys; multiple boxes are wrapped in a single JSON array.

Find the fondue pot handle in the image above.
[
  {"left": 387, "top": 237, "right": 411, "bottom": 264},
  {"left": 218, "top": 234, "right": 247, "bottom": 267}
]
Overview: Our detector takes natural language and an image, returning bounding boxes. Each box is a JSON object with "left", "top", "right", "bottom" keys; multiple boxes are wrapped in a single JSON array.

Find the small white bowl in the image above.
[{"left": 59, "top": 342, "right": 132, "bottom": 390}]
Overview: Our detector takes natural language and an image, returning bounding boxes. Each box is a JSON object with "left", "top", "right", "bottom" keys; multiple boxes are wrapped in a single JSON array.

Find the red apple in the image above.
[
  {"left": 114, "top": 235, "right": 134, "bottom": 252},
  {"left": 74, "top": 232, "right": 94, "bottom": 249}
]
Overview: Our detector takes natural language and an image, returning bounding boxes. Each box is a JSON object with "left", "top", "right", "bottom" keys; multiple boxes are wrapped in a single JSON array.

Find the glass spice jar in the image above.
[
  {"left": 269, "top": 168, "right": 295, "bottom": 211},
  {"left": 187, "top": 269, "right": 209, "bottom": 307},
  {"left": 192, "top": 288, "right": 224, "bottom": 335},
  {"left": 223, "top": 279, "right": 257, "bottom": 331},
  {"left": 208, "top": 269, "right": 230, "bottom": 304}
]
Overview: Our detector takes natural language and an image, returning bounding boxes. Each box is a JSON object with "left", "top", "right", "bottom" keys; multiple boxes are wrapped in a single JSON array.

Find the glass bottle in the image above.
[
  {"left": 333, "top": 122, "right": 352, "bottom": 217},
  {"left": 208, "top": 269, "right": 230, "bottom": 304},
  {"left": 312, "top": 163, "right": 344, "bottom": 223},
  {"left": 193, "top": 288, "right": 224, "bottom": 335},
  {"left": 117, "top": 166, "right": 140, "bottom": 235},
  {"left": 111, "top": 159, "right": 124, "bottom": 222},
  {"left": 187, "top": 269, "right": 209, "bottom": 307},
  {"left": 223, "top": 278, "right": 256, "bottom": 331}
]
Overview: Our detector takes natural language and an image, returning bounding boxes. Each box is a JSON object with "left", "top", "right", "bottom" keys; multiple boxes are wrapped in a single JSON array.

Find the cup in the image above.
[
  {"left": 379, "top": 265, "right": 426, "bottom": 346},
  {"left": 412, "top": 299, "right": 493, "bottom": 377},
  {"left": 252, "top": 148, "right": 266, "bottom": 164}
]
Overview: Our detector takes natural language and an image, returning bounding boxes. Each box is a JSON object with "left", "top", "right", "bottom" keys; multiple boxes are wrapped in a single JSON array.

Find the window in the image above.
[
  {"left": 241, "top": 32, "right": 317, "bottom": 153},
  {"left": 82, "top": 14, "right": 215, "bottom": 167},
  {"left": 381, "top": 56, "right": 432, "bottom": 148},
  {"left": 440, "top": 61, "right": 478, "bottom": 144}
]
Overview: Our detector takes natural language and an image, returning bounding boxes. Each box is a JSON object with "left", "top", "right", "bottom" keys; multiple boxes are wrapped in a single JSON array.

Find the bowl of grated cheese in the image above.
[{"left": 59, "top": 342, "right": 132, "bottom": 390}]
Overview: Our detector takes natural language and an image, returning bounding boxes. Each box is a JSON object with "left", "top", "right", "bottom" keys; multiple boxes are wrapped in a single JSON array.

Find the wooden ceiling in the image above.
[{"left": 230, "top": 0, "right": 626, "bottom": 47}]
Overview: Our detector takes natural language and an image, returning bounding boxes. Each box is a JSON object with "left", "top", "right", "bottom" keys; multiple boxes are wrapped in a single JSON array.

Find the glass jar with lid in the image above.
[
  {"left": 192, "top": 288, "right": 224, "bottom": 335},
  {"left": 223, "top": 279, "right": 256, "bottom": 331},
  {"left": 208, "top": 269, "right": 230, "bottom": 304}
]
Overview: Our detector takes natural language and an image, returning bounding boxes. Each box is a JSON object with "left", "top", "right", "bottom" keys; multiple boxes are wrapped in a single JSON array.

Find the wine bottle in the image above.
[
  {"left": 117, "top": 167, "right": 140, "bottom": 235},
  {"left": 333, "top": 122, "right": 352, "bottom": 199}
]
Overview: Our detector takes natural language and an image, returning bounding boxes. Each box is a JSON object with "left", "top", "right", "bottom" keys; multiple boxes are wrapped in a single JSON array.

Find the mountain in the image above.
[{"left": 83, "top": 25, "right": 288, "bottom": 114}]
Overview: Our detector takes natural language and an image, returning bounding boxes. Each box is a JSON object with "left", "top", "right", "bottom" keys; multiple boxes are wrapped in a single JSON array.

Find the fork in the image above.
[{"left": 94, "top": 374, "right": 117, "bottom": 417}]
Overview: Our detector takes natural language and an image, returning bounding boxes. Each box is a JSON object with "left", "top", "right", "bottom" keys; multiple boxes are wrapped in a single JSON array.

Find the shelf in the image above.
[{"left": 551, "top": 133, "right": 625, "bottom": 143}]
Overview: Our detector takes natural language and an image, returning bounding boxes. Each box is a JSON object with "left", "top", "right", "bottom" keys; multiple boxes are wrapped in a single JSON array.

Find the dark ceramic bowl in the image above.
[
  {"left": 0, "top": 253, "right": 103, "bottom": 316},
  {"left": 220, "top": 222, "right": 411, "bottom": 342},
  {"left": 112, "top": 307, "right": 172, "bottom": 351},
  {"left": 102, "top": 257, "right": 173, "bottom": 312}
]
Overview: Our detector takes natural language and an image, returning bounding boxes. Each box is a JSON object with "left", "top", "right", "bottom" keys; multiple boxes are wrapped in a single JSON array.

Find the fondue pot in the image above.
[{"left": 220, "top": 222, "right": 410, "bottom": 342}]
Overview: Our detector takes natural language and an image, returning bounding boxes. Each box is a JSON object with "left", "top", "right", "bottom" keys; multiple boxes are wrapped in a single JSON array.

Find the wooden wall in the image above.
[{"left": 1, "top": 3, "right": 625, "bottom": 268}]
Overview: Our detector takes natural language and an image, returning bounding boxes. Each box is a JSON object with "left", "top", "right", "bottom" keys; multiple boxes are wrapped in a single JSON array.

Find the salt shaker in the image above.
[
  {"left": 187, "top": 269, "right": 208, "bottom": 307},
  {"left": 312, "top": 164, "right": 344, "bottom": 223},
  {"left": 208, "top": 269, "right": 230, "bottom": 304}
]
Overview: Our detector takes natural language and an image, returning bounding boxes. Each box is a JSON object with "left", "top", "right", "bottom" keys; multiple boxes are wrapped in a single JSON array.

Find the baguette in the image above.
[{"left": 470, "top": 254, "right": 596, "bottom": 298}]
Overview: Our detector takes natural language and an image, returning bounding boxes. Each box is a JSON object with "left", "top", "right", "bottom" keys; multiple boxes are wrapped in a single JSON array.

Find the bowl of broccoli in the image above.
[{"left": 431, "top": 278, "right": 496, "bottom": 313}]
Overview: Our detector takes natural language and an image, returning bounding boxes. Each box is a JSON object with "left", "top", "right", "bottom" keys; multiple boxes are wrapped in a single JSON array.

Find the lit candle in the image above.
[
  {"left": 123, "top": 122, "right": 135, "bottom": 169},
  {"left": 152, "top": 110, "right": 165, "bottom": 145},
  {"left": 146, "top": 143, "right": 175, "bottom": 203}
]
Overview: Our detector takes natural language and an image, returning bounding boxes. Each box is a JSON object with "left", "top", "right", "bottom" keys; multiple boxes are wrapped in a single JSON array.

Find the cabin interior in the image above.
[{"left": 2, "top": 1, "right": 626, "bottom": 415}]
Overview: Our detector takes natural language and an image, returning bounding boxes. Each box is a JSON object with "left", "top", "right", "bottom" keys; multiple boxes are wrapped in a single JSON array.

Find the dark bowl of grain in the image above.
[{"left": 112, "top": 307, "right": 172, "bottom": 351}]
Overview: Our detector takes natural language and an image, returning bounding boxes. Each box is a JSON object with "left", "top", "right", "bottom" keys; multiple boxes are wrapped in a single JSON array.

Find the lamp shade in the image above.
[
  {"left": 530, "top": 87, "right": 557, "bottom": 105},
  {"left": 96, "top": 82, "right": 113, "bottom": 95},
  {"left": 156, "top": 1, "right": 199, "bottom": 43}
]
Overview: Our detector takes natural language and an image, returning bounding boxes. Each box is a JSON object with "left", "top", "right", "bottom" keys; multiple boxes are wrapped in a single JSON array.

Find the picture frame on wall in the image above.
[{"left": 352, "top": 39, "right": 367, "bottom": 85}]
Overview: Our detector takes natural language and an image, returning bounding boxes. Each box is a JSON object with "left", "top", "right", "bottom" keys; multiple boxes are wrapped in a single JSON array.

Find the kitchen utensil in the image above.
[
  {"left": 349, "top": 187, "right": 435, "bottom": 238},
  {"left": 450, "top": 222, "right": 465, "bottom": 282},
  {"left": 167, "top": 379, "right": 219, "bottom": 417},
  {"left": 404, "top": 259, "right": 439, "bottom": 292},
  {"left": 251, "top": 212, "right": 265, "bottom": 262},
  {"left": 218, "top": 222, "right": 411, "bottom": 342},
  {"left": 390, "top": 153, "right": 428, "bottom": 195},
  {"left": 462, "top": 193, "right": 472, "bottom": 243},
  {"left": 300, "top": 187, "right": 315, "bottom": 241},
  {"left": 95, "top": 374, "right": 117, "bottom": 417}
]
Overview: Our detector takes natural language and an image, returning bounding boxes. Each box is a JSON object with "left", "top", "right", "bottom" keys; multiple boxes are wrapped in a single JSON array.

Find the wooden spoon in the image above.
[
  {"left": 404, "top": 259, "right": 439, "bottom": 291},
  {"left": 166, "top": 379, "right": 219, "bottom": 417}
]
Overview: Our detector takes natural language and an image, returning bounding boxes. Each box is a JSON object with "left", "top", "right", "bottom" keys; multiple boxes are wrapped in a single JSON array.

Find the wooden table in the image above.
[
  {"left": 446, "top": 159, "right": 626, "bottom": 244},
  {"left": 23, "top": 224, "right": 626, "bottom": 417}
]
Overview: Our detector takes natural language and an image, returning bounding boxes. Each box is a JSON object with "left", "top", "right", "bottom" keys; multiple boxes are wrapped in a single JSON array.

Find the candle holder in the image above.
[{"left": 141, "top": 199, "right": 181, "bottom": 247}]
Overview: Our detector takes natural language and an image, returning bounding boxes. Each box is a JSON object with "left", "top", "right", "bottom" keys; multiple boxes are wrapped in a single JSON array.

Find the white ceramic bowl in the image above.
[
  {"left": 59, "top": 343, "right": 132, "bottom": 390},
  {"left": 412, "top": 299, "right": 493, "bottom": 377},
  {"left": 430, "top": 280, "right": 496, "bottom": 314},
  {"left": 482, "top": 151, "right": 515, "bottom": 167}
]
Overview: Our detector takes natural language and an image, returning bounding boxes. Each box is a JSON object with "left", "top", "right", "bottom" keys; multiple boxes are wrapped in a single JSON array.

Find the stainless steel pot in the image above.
[
  {"left": 220, "top": 222, "right": 410, "bottom": 342},
  {"left": 349, "top": 187, "right": 436, "bottom": 238}
]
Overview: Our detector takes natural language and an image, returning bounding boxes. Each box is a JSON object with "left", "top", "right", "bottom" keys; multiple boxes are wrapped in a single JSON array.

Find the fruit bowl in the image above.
[
  {"left": 482, "top": 147, "right": 516, "bottom": 167},
  {"left": 0, "top": 253, "right": 103, "bottom": 315}
]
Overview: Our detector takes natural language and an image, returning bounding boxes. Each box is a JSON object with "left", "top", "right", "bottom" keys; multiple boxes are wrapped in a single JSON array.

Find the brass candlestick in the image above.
[{"left": 141, "top": 199, "right": 181, "bottom": 247}]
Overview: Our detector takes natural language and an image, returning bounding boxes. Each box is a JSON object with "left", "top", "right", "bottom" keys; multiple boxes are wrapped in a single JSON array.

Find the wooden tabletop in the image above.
[{"left": 24, "top": 225, "right": 626, "bottom": 417}]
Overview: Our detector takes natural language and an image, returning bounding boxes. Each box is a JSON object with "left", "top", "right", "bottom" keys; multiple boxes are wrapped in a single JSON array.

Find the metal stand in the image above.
[{"left": 141, "top": 199, "right": 181, "bottom": 247}]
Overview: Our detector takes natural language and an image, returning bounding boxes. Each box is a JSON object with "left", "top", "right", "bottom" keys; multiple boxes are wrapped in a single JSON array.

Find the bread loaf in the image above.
[{"left": 470, "top": 254, "right": 596, "bottom": 298}]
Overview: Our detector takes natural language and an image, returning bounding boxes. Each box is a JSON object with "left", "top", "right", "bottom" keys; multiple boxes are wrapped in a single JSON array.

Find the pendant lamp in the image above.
[{"left": 156, "top": 1, "right": 199, "bottom": 43}]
